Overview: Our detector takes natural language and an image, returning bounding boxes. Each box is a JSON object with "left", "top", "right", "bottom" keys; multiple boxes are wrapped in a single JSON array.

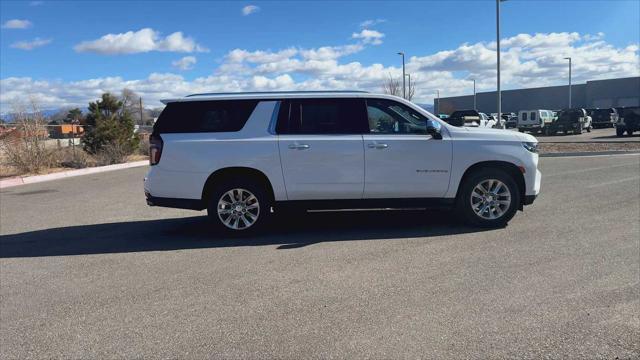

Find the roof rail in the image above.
[{"left": 185, "top": 90, "right": 369, "bottom": 97}]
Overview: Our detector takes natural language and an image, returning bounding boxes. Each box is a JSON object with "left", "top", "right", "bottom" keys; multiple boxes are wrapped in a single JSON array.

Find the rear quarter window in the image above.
[{"left": 154, "top": 100, "right": 259, "bottom": 133}]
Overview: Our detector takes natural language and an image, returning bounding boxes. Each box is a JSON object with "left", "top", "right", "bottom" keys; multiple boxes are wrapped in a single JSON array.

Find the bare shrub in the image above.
[
  {"left": 0, "top": 100, "right": 55, "bottom": 174},
  {"left": 137, "top": 136, "right": 150, "bottom": 156},
  {"left": 95, "top": 141, "right": 130, "bottom": 166},
  {"left": 56, "top": 147, "right": 93, "bottom": 169}
]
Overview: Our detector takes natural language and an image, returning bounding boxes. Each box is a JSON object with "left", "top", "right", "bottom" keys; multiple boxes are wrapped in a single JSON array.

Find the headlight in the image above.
[{"left": 522, "top": 142, "right": 538, "bottom": 153}]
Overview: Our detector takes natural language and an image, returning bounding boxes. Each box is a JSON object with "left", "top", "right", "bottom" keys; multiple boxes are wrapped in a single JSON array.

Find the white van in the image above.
[{"left": 518, "top": 110, "right": 555, "bottom": 134}]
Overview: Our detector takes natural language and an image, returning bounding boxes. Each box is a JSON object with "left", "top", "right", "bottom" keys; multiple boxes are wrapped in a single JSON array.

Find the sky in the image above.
[{"left": 0, "top": 0, "right": 639, "bottom": 113}]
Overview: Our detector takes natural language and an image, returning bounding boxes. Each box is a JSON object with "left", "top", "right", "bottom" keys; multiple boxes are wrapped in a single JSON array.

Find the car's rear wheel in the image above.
[
  {"left": 457, "top": 169, "right": 520, "bottom": 228},
  {"left": 207, "top": 179, "right": 271, "bottom": 235},
  {"left": 616, "top": 127, "right": 625, "bottom": 137}
]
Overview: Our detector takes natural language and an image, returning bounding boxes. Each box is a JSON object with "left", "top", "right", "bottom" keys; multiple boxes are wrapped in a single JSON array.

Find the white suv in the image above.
[{"left": 144, "top": 91, "right": 541, "bottom": 233}]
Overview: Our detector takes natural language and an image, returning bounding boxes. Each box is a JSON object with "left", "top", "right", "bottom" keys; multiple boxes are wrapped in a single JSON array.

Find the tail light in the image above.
[{"left": 149, "top": 133, "right": 163, "bottom": 166}]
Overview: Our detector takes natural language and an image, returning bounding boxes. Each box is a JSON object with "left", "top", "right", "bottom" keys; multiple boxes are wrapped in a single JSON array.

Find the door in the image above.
[
  {"left": 362, "top": 98, "right": 452, "bottom": 199},
  {"left": 277, "top": 98, "right": 368, "bottom": 200}
]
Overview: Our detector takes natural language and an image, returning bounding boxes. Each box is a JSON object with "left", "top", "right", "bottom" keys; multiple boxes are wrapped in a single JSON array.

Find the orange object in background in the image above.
[{"left": 50, "top": 124, "right": 84, "bottom": 138}]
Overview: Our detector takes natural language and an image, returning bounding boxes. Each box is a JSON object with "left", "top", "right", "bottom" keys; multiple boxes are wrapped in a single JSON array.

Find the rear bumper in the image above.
[{"left": 145, "top": 192, "right": 205, "bottom": 210}]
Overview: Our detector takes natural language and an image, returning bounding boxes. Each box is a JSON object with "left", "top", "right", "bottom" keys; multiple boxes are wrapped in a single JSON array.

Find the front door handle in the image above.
[
  {"left": 288, "top": 144, "right": 310, "bottom": 150},
  {"left": 368, "top": 143, "right": 388, "bottom": 149}
]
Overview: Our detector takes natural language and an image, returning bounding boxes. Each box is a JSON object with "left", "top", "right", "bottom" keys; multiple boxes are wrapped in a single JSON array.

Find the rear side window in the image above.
[
  {"left": 154, "top": 100, "right": 258, "bottom": 133},
  {"left": 531, "top": 112, "right": 536, "bottom": 120},
  {"left": 276, "top": 98, "right": 367, "bottom": 134}
]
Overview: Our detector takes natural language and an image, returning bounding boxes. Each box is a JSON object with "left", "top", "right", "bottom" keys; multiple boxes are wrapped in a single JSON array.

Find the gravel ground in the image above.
[{"left": 539, "top": 142, "right": 640, "bottom": 154}]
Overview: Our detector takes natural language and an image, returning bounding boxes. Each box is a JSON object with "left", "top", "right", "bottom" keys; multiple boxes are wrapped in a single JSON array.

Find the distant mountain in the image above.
[{"left": 417, "top": 103, "right": 434, "bottom": 113}]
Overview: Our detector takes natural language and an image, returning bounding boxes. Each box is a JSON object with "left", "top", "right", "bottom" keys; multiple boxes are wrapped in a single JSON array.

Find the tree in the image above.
[
  {"left": 82, "top": 93, "right": 139, "bottom": 162},
  {"left": 382, "top": 74, "right": 401, "bottom": 97},
  {"left": 66, "top": 108, "right": 83, "bottom": 123},
  {"left": 121, "top": 88, "right": 152, "bottom": 125},
  {"left": 85, "top": 93, "right": 122, "bottom": 127},
  {"left": 406, "top": 76, "right": 416, "bottom": 101}
]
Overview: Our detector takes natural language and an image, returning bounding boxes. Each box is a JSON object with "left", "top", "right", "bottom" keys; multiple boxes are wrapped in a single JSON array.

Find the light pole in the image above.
[
  {"left": 436, "top": 90, "right": 440, "bottom": 114},
  {"left": 496, "top": 0, "right": 507, "bottom": 125},
  {"left": 564, "top": 57, "right": 572, "bottom": 108},
  {"left": 473, "top": 79, "right": 477, "bottom": 110},
  {"left": 397, "top": 51, "right": 406, "bottom": 99}
]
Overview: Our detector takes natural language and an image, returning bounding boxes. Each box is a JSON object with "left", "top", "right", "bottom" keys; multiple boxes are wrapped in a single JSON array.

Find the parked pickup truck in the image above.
[
  {"left": 447, "top": 110, "right": 497, "bottom": 128},
  {"left": 587, "top": 108, "right": 617, "bottom": 128},
  {"left": 547, "top": 108, "right": 592, "bottom": 135},
  {"left": 615, "top": 106, "right": 640, "bottom": 137}
]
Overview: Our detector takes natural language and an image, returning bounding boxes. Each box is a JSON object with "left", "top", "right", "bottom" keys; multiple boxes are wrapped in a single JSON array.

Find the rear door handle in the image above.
[
  {"left": 288, "top": 144, "right": 310, "bottom": 150},
  {"left": 368, "top": 143, "right": 388, "bottom": 149}
]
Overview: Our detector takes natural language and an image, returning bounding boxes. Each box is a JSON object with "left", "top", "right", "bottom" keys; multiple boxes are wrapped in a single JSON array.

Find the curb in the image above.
[
  {"left": 540, "top": 151, "right": 640, "bottom": 158},
  {"left": 0, "top": 160, "right": 149, "bottom": 189}
]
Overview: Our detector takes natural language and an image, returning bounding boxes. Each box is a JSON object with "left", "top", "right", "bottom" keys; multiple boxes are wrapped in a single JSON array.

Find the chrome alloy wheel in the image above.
[
  {"left": 470, "top": 179, "right": 512, "bottom": 220},
  {"left": 217, "top": 188, "right": 260, "bottom": 230}
]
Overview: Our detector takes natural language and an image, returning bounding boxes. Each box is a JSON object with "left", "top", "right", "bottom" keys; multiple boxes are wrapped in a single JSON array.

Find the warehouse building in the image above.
[{"left": 435, "top": 76, "right": 640, "bottom": 115}]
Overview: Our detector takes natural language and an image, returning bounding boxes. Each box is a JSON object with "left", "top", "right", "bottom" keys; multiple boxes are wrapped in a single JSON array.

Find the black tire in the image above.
[
  {"left": 587, "top": 125, "right": 592, "bottom": 133},
  {"left": 575, "top": 123, "right": 583, "bottom": 134},
  {"left": 206, "top": 178, "right": 271, "bottom": 236},
  {"left": 628, "top": 130, "right": 635, "bottom": 136},
  {"left": 456, "top": 168, "right": 521, "bottom": 228},
  {"left": 616, "top": 127, "right": 625, "bottom": 137}
]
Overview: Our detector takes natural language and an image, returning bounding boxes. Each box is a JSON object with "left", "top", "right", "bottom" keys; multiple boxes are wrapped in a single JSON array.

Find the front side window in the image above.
[
  {"left": 531, "top": 112, "right": 537, "bottom": 120},
  {"left": 522, "top": 112, "right": 528, "bottom": 121},
  {"left": 276, "top": 98, "right": 367, "bottom": 134},
  {"left": 366, "top": 98, "right": 427, "bottom": 134}
]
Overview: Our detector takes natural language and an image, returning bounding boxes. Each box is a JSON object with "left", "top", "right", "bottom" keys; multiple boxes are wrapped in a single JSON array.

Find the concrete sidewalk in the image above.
[{"left": 0, "top": 160, "right": 148, "bottom": 189}]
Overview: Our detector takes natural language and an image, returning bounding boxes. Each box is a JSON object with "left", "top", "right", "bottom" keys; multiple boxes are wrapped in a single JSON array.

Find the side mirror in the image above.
[{"left": 426, "top": 123, "right": 443, "bottom": 139}]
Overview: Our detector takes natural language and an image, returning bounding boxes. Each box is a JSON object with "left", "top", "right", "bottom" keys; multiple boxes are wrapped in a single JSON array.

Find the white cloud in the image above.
[
  {"left": 242, "top": 5, "right": 259, "bottom": 16},
  {"left": 2, "top": 31, "right": 638, "bottom": 113},
  {"left": 1, "top": 19, "right": 32, "bottom": 29},
  {"left": 360, "top": 19, "right": 386, "bottom": 28},
  {"left": 10, "top": 38, "right": 52, "bottom": 50},
  {"left": 172, "top": 56, "right": 197, "bottom": 70},
  {"left": 73, "top": 28, "right": 208, "bottom": 55},
  {"left": 351, "top": 29, "right": 385, "bottom": 45}
]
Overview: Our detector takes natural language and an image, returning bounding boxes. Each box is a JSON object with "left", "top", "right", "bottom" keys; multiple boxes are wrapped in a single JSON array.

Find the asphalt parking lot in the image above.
[{"left": 1, "top": 155, "right": 639, "bottom": 358}]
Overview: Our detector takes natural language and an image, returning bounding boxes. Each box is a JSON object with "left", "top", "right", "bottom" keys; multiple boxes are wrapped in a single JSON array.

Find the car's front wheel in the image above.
[
  {"left": 457, "top": 169, "right": 520, "bottom": 228},
  {"left": 207, "top": 180, "right": 271, "bottom": 235}
]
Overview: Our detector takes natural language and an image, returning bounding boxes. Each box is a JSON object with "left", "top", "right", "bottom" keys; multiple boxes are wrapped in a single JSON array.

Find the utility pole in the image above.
[
  {"left": 405, "top": 73, "right": 411, "bottom": 100},
  {"left": 564, "top": 57, "right": 572, "bottom": 108},
  {"left": 397, "top": 51, "right": 406, "bottom": 99},
  {"left": 139, "top": 97, "right": 144, "bottom": 125},
  {"left": 436, "top": 90, "right": 440, "bottom": 115}
]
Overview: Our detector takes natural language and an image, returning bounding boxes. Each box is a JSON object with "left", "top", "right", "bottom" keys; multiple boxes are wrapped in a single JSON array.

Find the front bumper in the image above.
[{"left": 524, "top": 194, "right": 537, "bottom": 205}]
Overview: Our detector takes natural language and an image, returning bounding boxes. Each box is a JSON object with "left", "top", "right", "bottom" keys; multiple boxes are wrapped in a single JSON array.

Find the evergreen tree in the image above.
[{"left": 82, "top": 93, "right": 139, "bottom": 156}]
